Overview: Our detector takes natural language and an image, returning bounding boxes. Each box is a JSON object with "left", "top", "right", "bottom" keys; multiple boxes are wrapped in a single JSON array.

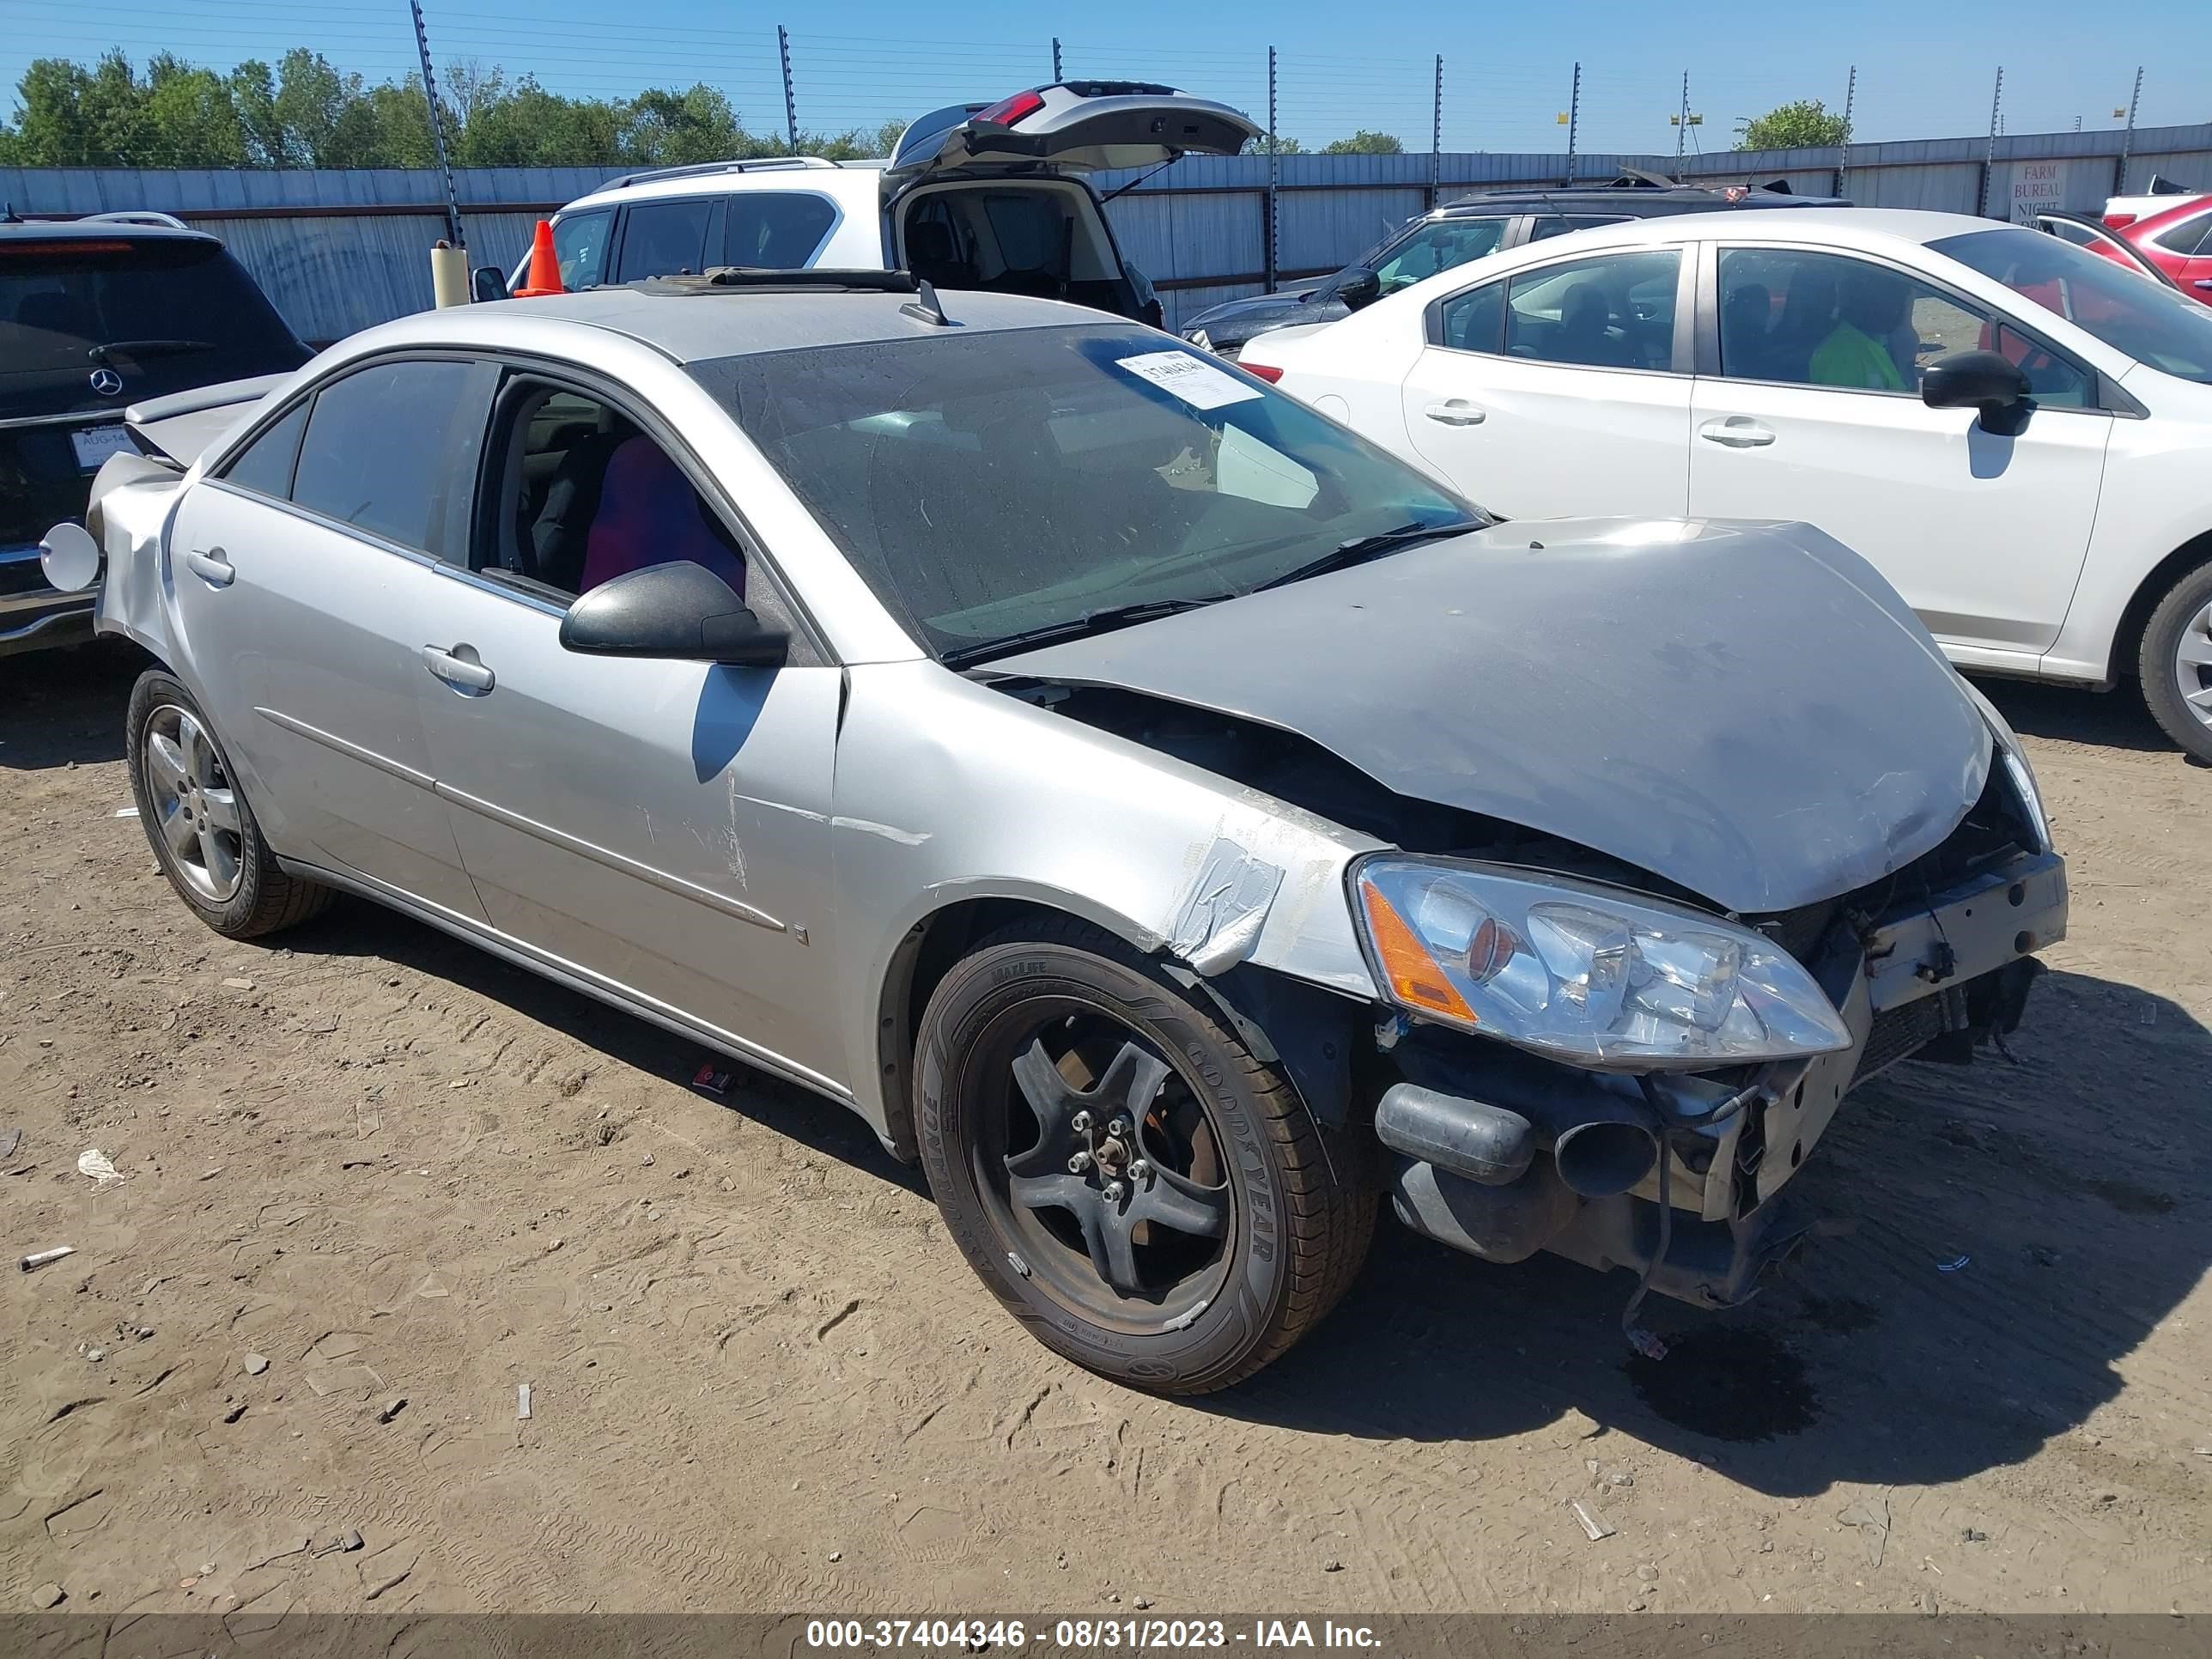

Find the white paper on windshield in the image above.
[{"left": 1116, "top": 349, "right": 1261, "bottom": 410}]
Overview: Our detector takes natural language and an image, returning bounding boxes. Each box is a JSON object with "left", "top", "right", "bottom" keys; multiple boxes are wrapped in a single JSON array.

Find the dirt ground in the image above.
[{"left": 3, "top": 644, "right": 2209, "bottom": 1620}]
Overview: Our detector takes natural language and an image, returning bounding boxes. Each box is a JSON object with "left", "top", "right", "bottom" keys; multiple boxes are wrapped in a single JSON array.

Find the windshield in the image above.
[
  {"left": 1930, "top": 226, "right": 2212, "bottom": 385},
  {"left": 695, "top": 325, "right": 1481, "bottom": 661}
]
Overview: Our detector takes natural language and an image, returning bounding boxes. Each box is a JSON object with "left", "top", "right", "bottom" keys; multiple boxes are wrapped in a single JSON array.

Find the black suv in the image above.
[
  {"left": 2, "top": 215, "right": 308, "bottom": 654},
  {"left": 1182, "top": 171, "right": 1849, "bottom": 358}
]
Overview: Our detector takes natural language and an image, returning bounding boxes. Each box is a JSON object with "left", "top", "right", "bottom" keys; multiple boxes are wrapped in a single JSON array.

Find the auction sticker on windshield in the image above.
[
  {"left": 1117, "top": 349, "right": 1261, "bottom": 410},
  {"left": 71, "top": 425, "right": 134, "bottom": 472}
]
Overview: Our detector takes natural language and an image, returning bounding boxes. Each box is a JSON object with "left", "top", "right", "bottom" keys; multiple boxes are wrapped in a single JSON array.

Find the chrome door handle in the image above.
[
  {"left": 1698, "top": 417, "right": 1777, "bottom": 448},
  {"left": 421, "top": 644, "right": 495, "bottom": 693},
  {"left": 2194, "top": 278, "right": 2212, "bottom": 291},
  {"left": 183, "top": 547, "right": 234, "bottom": 586},
  {"left": 1424, "top": 399, "right": 1486, "bottom": 426}
]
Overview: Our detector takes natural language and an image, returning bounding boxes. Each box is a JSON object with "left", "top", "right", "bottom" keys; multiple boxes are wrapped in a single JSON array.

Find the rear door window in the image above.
[
  {"left": 614, "top": 198, "right": 716, "bottom": 281},
  {"left": 1504, "top": 249, "right": 1681, "bottom": 370},
  {"left": 724, "top": 193, "right": 839, "bottom": 267},
  {"left": 289, "top": 360, "right": 491, "bottom": 556},
  {"left": 2151, "top": 212, "right": 2212, "bottom": 256},
  {"left": 219, "top": 402, "right": 310, "bottom": 500}
]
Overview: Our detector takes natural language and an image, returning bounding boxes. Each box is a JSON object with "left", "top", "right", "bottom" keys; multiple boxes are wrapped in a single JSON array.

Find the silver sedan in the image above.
[{"left": 46, "top": 272, "right": 2067, "bottom": 1392}]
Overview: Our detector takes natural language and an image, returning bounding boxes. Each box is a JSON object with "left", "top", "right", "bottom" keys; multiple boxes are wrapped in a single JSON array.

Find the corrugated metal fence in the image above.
[{"left": 6, "top": 124, "right": 2209, "bottom": 342}]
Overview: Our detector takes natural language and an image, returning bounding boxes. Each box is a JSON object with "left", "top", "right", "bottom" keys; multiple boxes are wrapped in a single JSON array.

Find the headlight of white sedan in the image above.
[{"left": 1352, "top": 857, "right": 1853, "bottom": 1070}]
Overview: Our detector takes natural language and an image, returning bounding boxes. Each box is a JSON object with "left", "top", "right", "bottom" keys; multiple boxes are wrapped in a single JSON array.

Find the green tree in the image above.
[
  {"left": 142, "top": 54, "right": 246, "bottom": 166},
  {"left": 1322, "top": 130, "right": 1403, "bottom": 155},
  {"left": 622, "top": 84, "right": 745, "bottom": 166},
  {"left": 1735, "top": 99, "right": 1850, "bottom": 150},
  {"left": 1262, "top": 133, "right": 1306, "bottom": 155}
]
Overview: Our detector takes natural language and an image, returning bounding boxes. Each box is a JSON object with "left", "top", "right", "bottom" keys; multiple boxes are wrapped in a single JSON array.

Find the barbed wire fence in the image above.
[{"left": 4, "top": 0, "right": 2172, "bottom": 168}]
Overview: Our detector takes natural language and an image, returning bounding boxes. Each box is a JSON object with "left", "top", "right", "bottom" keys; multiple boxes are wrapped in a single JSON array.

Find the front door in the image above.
[
  {"left": 414, "top": 374, "right": 848, "bottom": 1091},
  {"left": 164, "top": 362, "right": 492, "bottom": 919},
  {"left": 1689, "top": 245, "right": 2112, "bottom": 659},
  {"left": 1399, "top": 246, "right": 1692, "bottom": 519}
]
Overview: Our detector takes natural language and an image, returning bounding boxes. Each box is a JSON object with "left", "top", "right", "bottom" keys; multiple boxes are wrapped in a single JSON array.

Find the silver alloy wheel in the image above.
[
  {"left": 144, "top": 704, "right": 244, "bottom": 902},
  {"left": 2179, "top": 598, "right": 2212, "bottom": 734}
]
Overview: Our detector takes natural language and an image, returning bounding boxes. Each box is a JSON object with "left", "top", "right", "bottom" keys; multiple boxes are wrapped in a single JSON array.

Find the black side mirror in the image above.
[
  {"left": 471, "top": 264, "right": 510, "bottom": 303},
  {"left": 558, "top": 562, "right": 789, "bottom": 667},
  {"left": 1335, "top": 267, "right": 1382, "bottom": 311},
  {"left": 1921, "top": 349, "right": 2033, "bottom": 435}
]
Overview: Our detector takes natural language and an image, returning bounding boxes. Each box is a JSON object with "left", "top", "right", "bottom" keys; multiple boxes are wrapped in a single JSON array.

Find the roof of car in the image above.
[
  {"left": 562, "top": 161, "right": 883, "bottom": 215},
  {"left": 1510, "top": 205, "right": 2011, "bottom": 250},
  {"left": 0, "top": 217, "right": 217, "bottom": 244},
  {"left": 356, "top": 282, "right": 1112, "bottom": 366}
]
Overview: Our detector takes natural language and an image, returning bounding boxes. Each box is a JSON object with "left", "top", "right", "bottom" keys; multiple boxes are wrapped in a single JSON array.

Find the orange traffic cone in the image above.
[{"left": 512, "top": 220, "right": 563, "bottom": 299}]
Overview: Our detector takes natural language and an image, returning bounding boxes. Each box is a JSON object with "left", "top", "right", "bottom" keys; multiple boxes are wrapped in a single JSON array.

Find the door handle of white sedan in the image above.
[
  {"left": 1424, "top": 399, "right": 1487, "bottom": 426},
  {"left": 422, "top": 644, "right": 495, "bottom": 694},
  {"left": 183, "top": 547, "right": 234, "bottom": 587},
  {"left": 1698, "top": 416, "right": 1777, "bottom": 448}
]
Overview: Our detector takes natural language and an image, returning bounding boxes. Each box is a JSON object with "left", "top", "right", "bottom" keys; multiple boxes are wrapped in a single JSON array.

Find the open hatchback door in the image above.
[{"left": 883, "top": 82, "right": 1261, "bottom": 195}]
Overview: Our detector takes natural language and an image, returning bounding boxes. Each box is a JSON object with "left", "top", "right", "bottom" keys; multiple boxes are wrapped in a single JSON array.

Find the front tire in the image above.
[
  {"left": 2138, "top": 560, "right": 2212, "bottom": 763},
  {"left": 915, "top": 917, "right": 1372, "bottom": 1394},
  {"left": 127, "top": 671, "right": 334, "bottom": 938}
]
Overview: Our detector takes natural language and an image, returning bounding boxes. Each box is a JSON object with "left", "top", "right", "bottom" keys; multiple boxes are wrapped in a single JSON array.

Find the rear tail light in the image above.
[
  {"left": 2104, "top": 213, "right": 2136, "bottom": 228},
  {"left": 977, "top": 89, "right": 1046, "bottom": 127},
  {"left": 1243, "top": 362, "right": 1285, "bottom": 383}
]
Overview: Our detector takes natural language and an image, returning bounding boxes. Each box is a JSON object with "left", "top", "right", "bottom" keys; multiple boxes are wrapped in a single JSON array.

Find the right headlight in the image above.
[{"left": 1352, "top": 857, "right": 1853, "bottom": 1072}]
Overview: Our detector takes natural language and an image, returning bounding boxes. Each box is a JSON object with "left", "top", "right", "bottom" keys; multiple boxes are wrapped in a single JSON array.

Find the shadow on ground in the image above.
[
  {"left": 0, "top": 639, "right": 143, "bottom": 769},
  {"left": 1974, "top": 673, "right": 2190, "bottom": 758}
]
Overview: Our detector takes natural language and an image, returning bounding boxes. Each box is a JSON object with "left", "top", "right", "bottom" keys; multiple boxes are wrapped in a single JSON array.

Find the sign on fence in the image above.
[{"left": 2006, "top": 158, "right": 2072, "bottom": 222}]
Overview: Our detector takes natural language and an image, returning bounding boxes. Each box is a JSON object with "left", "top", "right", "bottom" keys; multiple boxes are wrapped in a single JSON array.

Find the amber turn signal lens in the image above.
[{"left": 1359, "top": 879, "right": 1478, "bottom": 1025}]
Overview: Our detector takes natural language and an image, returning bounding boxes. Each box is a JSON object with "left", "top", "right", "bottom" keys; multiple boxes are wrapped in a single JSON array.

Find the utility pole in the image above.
[
  {"left": 1978, "top": 66, "right": 2003, "bottom": 218},
  {"left": 1052, "top": 38, "right": 1062, "bottom": 82},
  {"left": 777, "top": 25, "right": 799, "bottom": 155},
  {"left": 2117, "top": 64, "right": 2142, "bottom": 194},
  {"left": 1430, "top": 55, "right": 1443, "bottom": 208},
  {"left": 1677, "top": 70, "right": 1689, "bottom": 165},
  {"left": 407, "top": 0, "right": 463, "bottom": 250},
  {"left": 1834, "top": 64, "right": 1856, "bottom": 197},
  {"left": 1265, "top": 46, "right": 1279, "bottom": 293},
  {"left": 1564, "top": 62, "right": 1581, "bottom": 185}
]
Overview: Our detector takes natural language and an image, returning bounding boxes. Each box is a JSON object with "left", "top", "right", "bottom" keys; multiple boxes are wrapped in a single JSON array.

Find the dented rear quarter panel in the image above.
[{"left": 830, "top": 659, "right": 1385, "bottom": 1135}]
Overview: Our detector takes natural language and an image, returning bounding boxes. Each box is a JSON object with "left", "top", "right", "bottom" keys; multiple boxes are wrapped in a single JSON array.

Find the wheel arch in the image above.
[
  {"left": 872, "top": 892, "right": 1367, "bottom": 1165},
  {"left": 2107, "top": 526, "right": 2212, "bottom": 684},
  {"left": 874, "top": 895, "right": 1153, "bottom": 1162}
]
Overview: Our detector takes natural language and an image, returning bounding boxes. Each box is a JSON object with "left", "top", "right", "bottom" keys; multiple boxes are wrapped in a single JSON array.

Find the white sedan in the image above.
[{"left": 1241, "top": 207, "right": 2212, "bottom": 762}]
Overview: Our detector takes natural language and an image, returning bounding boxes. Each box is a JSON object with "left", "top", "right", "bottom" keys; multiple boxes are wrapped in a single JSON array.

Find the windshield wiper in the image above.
[
  {"left": 945, "top": 595, "right": 1224, "bottom": 667},
  {"left": 86, "top": 339, "right": 216, "bottom": 364},
  {"left": 1255, "top": 518, "right": 1486, "bottom": 592}
]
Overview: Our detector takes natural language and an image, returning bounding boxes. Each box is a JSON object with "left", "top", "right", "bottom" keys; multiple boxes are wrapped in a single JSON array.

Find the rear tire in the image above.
[
  {"left": 915, "top": 916, "right": 1372, "bottom": 1394},
  {"left": 2137, "top": 559, "right": 2212, "bottom": 764},
  {"left": 127, "top": 671, "right": 335, "bottom": 939}
]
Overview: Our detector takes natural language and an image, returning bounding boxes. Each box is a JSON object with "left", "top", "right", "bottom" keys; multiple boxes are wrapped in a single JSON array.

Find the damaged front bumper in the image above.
[{"left": 1376, "top": 845, "right": 2067, "bottom": 1309}]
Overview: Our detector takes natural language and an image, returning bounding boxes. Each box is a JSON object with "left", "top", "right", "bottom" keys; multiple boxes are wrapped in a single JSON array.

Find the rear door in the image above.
[
  {"left": 2142, "top": 209, "right": 2212, "bottom": 305},
  {"left": 164, "top": 357, "right": 495, "bottom": 918},
  {"left": 1398, "top": 246, "right": 1694, "bottom": 518}
]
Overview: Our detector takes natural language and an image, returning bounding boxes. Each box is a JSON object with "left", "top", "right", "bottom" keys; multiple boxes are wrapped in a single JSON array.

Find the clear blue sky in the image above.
[{"left": 6, "top": 0, "right": 2204, "bottom": 155}]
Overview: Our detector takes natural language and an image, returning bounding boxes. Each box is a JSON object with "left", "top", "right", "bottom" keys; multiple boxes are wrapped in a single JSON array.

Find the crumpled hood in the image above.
[{"left": 994, "top": 518, "right": 1992, "bottom": 915}]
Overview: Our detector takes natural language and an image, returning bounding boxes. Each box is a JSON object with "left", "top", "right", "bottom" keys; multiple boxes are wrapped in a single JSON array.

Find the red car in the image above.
[{"left": 2100, "top": 187, "right": 2212, "bottom": 307}]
